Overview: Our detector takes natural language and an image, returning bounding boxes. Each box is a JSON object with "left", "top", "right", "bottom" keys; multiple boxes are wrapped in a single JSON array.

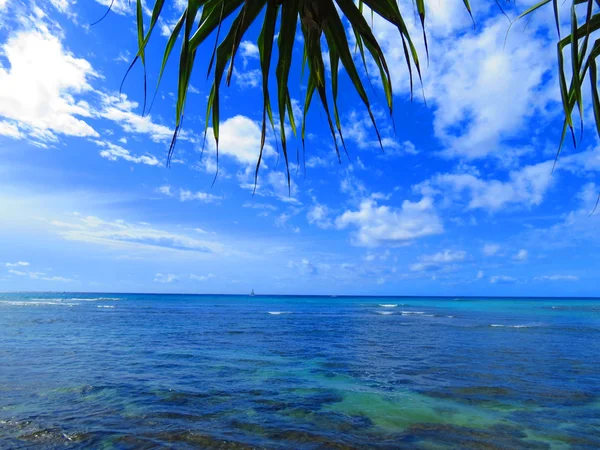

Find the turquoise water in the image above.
[{"left": 0, "top": 293, "right": 599, "bottom": 449}]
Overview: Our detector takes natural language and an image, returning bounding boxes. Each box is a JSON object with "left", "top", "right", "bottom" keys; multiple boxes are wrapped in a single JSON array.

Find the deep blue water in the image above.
[{"left": 0, "top": 293, "right": 599, "bottom": 449}]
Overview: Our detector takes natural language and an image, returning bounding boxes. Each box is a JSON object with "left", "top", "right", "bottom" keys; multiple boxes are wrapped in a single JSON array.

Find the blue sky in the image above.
[{"left": 0, "top": 0, "right": 599, "bottom": 296}]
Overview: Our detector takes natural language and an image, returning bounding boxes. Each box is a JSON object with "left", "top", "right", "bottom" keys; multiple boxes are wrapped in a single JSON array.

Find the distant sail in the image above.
[{"left": 250, "top": 289, "right": 255, "bottom": 296}]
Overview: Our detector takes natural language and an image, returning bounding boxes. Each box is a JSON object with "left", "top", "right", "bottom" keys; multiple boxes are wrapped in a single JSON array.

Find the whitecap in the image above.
[
  {"left": 401, "top": 311, "right": 426, "bottom": 315},
  {"left": 70, "top": 297, "right": 121, "bottom": 302},
  {"left": 379, "top": 304, "right": 398, "bottom": 308},
  {"left": 97, "top": 305, "right": 115, "bottom": 309},
  {"left": 490, "top": 323, "right": 540, "bottom": 328},
  {"left": 377, "top": 311, "right": 394, "bottom": 315},
  {"left": 267, "top": 311, "right": 292, "bottom": 315}
]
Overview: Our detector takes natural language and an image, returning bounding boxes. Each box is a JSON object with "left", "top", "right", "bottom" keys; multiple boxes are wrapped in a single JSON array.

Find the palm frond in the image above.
[{"left": 104, "top": 0, "right": 600, "bottom": 191}]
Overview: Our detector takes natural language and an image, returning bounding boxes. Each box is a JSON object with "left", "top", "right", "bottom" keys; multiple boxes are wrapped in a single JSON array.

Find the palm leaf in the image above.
[{"left": 106, "top": 0, "right": 600, "bottom": 194}]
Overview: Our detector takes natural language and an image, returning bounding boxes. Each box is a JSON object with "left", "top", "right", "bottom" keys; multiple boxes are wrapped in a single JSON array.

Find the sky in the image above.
[{"left": 0, "top": 0, "right": 599, "bottom": 296}]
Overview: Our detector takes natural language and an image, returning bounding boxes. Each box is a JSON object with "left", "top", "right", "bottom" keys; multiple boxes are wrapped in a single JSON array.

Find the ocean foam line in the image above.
[
  {"left": 0, "top": 301, "right": 78, "bottom": 307},
  {"left": 489, "top": 323, "right": 540, "bottom": 328},
  {"left": 267, "top": 311, "right": 293, "bottom": 315},
  {"left": 401, "top": 311, "right": 425, "bottom": 315},
  {"left": 97, "top": 305, "right": 115, "bottom": 309},
  {"left": 376, "top": 311, "right": 394, "bottom": 315},
  {"left": 379, "top": 304, "right": 398, "bottom": 308}
]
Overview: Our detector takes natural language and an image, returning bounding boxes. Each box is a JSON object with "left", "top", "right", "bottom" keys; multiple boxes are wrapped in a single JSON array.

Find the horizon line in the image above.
[{"left": 1, "top": 291, "right": 599, "bottom": 300}]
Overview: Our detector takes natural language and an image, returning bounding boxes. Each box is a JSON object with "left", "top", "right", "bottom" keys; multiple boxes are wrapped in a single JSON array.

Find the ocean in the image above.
[{"left": 0, "top": 293, "right": 598, "bottom": 449}]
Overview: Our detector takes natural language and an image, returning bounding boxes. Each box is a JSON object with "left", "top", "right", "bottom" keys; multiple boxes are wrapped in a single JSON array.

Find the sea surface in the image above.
[{"left": 0, "top": 293, "right": 599, "bottom": 449}]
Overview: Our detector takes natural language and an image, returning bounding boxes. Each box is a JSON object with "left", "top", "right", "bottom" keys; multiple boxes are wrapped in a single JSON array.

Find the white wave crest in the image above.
[
  {"left": 401, "top": 311, "right": 426, "bottom": 315},
  {"left": 379, "top": 304, "right": 398, "bottom": 308},
  {"left": 97, "top": 305, "right": 115, "bottom": 309},
  {"left": 267, "top": 311, "right": 293, "bottom": 315},
  {"left": 377, "top": 311, "right": 394, "bottom": 315},
  {"left": 0, "top": 301, "right": 78, "bottom": 307},
  {"left": 490, "top": 323, "right": 540, "bottom": 328}
]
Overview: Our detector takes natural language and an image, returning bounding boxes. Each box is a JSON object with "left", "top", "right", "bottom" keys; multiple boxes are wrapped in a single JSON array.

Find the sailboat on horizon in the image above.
[{"left": 250, "top": 289, "right": 255, "bottom": 297}]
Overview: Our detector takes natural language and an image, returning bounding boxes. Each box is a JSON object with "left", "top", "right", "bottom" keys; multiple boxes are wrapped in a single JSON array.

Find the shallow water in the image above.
[{"left": 0, "top": 293, "right": 599, "bottom": 449}]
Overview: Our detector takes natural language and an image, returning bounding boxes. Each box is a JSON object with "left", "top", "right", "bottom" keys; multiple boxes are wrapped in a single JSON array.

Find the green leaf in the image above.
[{"left": 275, "top": 0, "right": 299, "bottom": 191}]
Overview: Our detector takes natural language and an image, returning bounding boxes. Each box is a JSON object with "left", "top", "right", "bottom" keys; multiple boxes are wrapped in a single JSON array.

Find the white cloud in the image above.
[
  {"left": 534, "top": 275, "right": 579, "bottom": 281},
  {"left": 490, "top": 275, "right": 517, "bottom": 284},
  {"left": 160, "top": 17, "right": 180, "bottom": 37},
  {"left": 0, "top": 0, "right": 8, "bottom": 11},
  {"left": 477, "top": 270, "right": 484, "bottom": 279},
  {"left": 205, "top": 115, "right": 276, "bottom": 165},
  {"left": 243, "top": 202, "right": 277, "bottom": 211},
  {"left": 189, "top": 273, "right": 215, "bottom": 281},
  {"left": 307, "top": 204, "right": 334, "bottom": 229},
  {"left": 410, "top": 249, "right": 466, "bottom": 272},
  {"left": 5, "top": 261, "right": 29, "bottom": 267},
  {"left": 234, "top": 69, "right": 261, "bottom": 89},
  {"left": 343, "top": 110, "right": 413, "bottom": 155},
  {"left": 154, "top": 273, "right": 178, "bottom": 283},
  {"left": 49, "top": 0, "right": 72, "bottom": 13},
  {"left": 158, "top": 185, "right": 172, "bottom": 196},
  {"left": 240, "top": 41, "right": 259, "bottom": 60},
  {"left": 8, "top": 268, "right": 72, "bottom": 282},
  {"left": 482, "top": 243, "right": 500, "bottom": 256},
  {"left": 93, "top": 0, "right": 130, "bottom": 15},
  {"left": 305, "top": 156, "right": 332, "bottom": 168},
  {"left": 240, "top": 168, "right": 300, "bottom": 204},
  {"left": 157, "top": 184, "right": 222, "bottom": 204},
  {"left": 372, "top": 6, "right": 556, "bottom": 160},
  {"left": 415, "top": 161, "right": 555, "bottom": 212},
  {"left": 288, "top": 258, "right": 318, "bottom": 276},
  {"left": 98, "top": 94, "right": 175, "bottom": 142},
  {"left": 0, "top": 26, "right": 98, "bottom": 142},
  {"left": 179, "top": 189, "right": 222, "bottom": 203},
  {"left": 275, "top": 212, "right": 291, "bottom": 228},
  {"left": 513, "top": 249, "right": 529, "bottom": 261},
  {"left": 48, "top": 215, "right": 227, "bottom": 255},
  {"left": 0, "top": 121, "right": 21, "bottom": 139},
  {"left": 94, "top": 140, "right": 161, "bottom": 166},
  {"left": 335, "top": 197, "right": 443, "bottom": 247}
]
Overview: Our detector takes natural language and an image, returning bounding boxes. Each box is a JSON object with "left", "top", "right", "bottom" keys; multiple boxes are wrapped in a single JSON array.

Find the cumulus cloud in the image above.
[
  {"left": 0, "top": 23, "right": 98, "bottom": 143},
  {"left": 240, "top": 41, "right": 259, "bottom": 60},
  {"left": 371, "top": 4, "right": 556, "bottom": 160},
  {"left": 414, "top": 161, "right": 555, "bottom": 212},
  {"left": 335, "top": 197, "right": 443, "bottom": 247},
  {"left": 205, "top": 115, "right": 276, "bottom": 165}
]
